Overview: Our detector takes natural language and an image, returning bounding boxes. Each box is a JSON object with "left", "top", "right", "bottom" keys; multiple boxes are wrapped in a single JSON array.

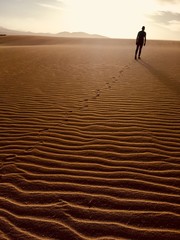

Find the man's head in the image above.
[{"left": 142, "top": 26, "right": 145, "bottom": 31}]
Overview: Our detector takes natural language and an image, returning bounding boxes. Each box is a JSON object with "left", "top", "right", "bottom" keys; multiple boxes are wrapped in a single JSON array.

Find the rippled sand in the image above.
[{"left": 0, "top": 36, "right": 180, "bottom": 240}]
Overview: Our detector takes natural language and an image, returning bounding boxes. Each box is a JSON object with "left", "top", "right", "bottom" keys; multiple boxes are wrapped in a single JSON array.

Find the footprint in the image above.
[
  {"left": 26, "top": 147, "right": 35, "bottom": 152},
  {"left": 5, "top": 154, "right": 17, "bottom": 161},
  {"left": 95, "top": 89, "right": 100, "bottom": 97},
  {"left": 39, "top": 128, "right": 49, "bottom": 133}
]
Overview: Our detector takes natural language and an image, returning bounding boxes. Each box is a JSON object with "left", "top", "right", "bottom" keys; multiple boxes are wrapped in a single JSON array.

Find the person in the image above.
[{"left": 135, "top": 26, "right": 146, "bottom": 60}]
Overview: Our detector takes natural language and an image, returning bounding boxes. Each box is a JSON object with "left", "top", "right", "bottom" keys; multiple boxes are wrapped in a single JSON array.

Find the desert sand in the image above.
[{"left": 0, "top": 35, "right": 180, "bottom": 240}]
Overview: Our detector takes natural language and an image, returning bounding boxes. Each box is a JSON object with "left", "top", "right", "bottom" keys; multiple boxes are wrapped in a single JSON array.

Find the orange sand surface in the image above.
[{"left": 0, "top": 36, "right": 180, "bottom": 240}]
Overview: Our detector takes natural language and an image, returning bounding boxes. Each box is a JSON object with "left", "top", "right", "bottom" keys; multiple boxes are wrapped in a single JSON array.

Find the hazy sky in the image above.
[{"left": 0, "top": 0, "right": 180, "bottom": 40}]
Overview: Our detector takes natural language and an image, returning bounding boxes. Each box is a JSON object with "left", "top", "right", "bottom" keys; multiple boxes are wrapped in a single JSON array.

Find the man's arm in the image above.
[
  {"left": 144, "top": 33, "right": 146, "bottom": 46},
  {"left": 136, "top": 32, "right": 139, "bottom": 45}
]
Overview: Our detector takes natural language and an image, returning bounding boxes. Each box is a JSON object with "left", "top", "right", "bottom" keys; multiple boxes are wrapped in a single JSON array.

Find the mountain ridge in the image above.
[{"left": 0, "top": 27, "right": 108, "bottom": 38}]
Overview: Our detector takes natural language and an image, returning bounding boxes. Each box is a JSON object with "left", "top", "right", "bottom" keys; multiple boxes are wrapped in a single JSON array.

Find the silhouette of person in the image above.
[{"left": 135, "top": 26, "right": 146, "bottom": 60}]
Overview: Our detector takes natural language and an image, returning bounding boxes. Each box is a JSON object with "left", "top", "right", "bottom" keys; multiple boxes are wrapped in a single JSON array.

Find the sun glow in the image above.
[
  {"left": 61, "top": 0, "right": 157, "bottom": 38},
  {"left": 0, "top": 0, "right": 180, "bottom": 40}
]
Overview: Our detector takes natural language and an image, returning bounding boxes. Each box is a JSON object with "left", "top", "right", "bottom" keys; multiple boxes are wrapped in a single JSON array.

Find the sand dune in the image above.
[{"left": 0, "top": 36, "right": 180, "bottom": 240}]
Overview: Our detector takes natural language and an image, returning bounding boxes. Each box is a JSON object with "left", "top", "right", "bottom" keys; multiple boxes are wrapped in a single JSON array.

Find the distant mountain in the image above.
[
  {"left": 0, "top": 27, "right": 107, "bottom": 38},
  {"left": 56, "top": 31, "right": 107, "bottom": 38},
  {"left": 0, "top": 26, "right": 53, "bottom": 36}
]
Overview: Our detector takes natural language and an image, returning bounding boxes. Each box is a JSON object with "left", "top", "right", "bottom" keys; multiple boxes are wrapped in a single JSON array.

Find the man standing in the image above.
[{"left": 135, "top": 26, "right": 146, "bottom": 60}]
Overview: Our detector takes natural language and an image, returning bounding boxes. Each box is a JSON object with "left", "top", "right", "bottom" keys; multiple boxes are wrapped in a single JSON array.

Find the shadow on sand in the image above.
[{"left": 138, "top": 60, "right": 180, "bottom": 96}]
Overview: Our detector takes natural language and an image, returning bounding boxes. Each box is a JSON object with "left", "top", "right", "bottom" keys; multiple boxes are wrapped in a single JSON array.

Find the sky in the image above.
[{"left": 0, "top": 0, "right": 180, "bottom": 40}]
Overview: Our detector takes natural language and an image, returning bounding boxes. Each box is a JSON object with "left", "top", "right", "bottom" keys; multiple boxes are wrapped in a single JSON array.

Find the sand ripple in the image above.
[{"left": 0, "top": 37, "right": 180, "bottom": 239}]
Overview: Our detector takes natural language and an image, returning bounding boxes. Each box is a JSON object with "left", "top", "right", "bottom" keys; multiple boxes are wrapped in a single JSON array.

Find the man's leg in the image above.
[
  {"left": 138, "top": 44, "right": 143, "bottom": 58},
  {"left": 135, "top": 45, "right": 139, "bottom": 59}
]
